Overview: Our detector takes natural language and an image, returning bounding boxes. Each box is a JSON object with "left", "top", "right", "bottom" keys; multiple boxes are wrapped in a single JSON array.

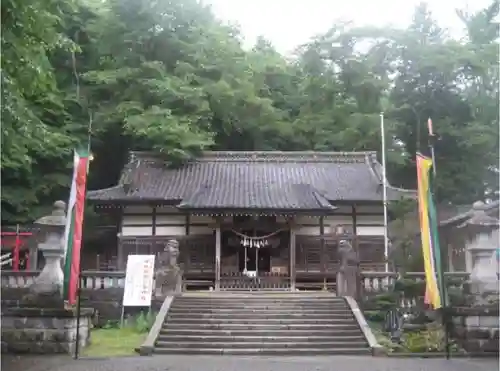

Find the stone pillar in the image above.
[
  {"left": 289, "top": 224, "right": 296, "bottom": 291},
  {"left": 319, "top": 216, "right": 326, "bottom": 290},
  {"left": 215, "top": 223, "right": 221, "bottom": 291}
]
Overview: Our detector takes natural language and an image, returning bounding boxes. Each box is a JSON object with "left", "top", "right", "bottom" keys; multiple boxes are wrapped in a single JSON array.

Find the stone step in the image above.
[
  {"left": 164, "top": 323, "right": 360, "bottom": 330},
  {"left": 153, "top": 347, "right": 371, "bottom": 356},
  {"left": 152, "top": 294, "right": 370, "bottom": 356},
  {"left": 172, "top": 301, "right": 345, "bottom": 306},
  {"left": 179, "top": 293, "right": 339, "bottom": 296},
  {"left": 167, "top": 312, "right": 354, "bottom": 320},
  {"left": 167, "top": 308, "right": 352, "bottom": 315},
  {"left": 177, "top": 295, "right": 345, "bottom": 302},
  {"left": 172, "top": 297, "right": 345, "bottom": 305},
  {"left": 155, "top": 340, "right": 368, "bottom": 350},
  {"left": 170, "top": 302, "right": 348, "bottom": 308},
  {"left": 157, "top": 335, "right": 366, "bottom": 343},
  {"left": 164, "top": 317, "right": 355, "bottom": 324},
  {"left": 180, "top": 292, "right": 338, "bottom": 296},
  {"left": 159, "top": 328, "right": 362, "bottom": 336}
]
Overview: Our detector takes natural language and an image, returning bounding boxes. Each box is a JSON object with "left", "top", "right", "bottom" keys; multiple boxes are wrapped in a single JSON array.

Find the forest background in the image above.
[{"left": 2, "top": 0, "right": 498, "bottom": 230}]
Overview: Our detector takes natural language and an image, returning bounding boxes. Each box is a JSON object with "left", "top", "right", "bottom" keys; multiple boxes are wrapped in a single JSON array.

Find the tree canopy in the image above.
[{"left": 1, "top": 0, "right": 498, "bottom": 223}]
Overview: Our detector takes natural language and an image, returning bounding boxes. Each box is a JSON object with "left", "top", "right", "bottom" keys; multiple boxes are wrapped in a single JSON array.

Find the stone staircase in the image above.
[{"left": 153, "top": 292, "right": 372, "bottom": 355}]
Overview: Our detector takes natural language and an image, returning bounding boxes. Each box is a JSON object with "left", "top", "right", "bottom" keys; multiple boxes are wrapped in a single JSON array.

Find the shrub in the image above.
[
  {"left": 122, "top": 311, "right": 156, "bottom": 333},
  {"left": 400, "top": 323, "right": 459, "bottom": 353}
]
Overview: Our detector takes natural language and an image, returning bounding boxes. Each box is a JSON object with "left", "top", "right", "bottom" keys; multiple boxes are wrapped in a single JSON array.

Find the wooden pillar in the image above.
[
  {"left": 289, "top": 221, "right": 296, "bottom": 291},
  {"left": 117, "top": 207, "right": 125, "bottom": 270},
  {"left": 351, "top": 205, "right": 359, "bottom": 262},
  {"left": 117, "top": 238, "right": 125, "bottom": 270},
  {"left": 215, "top": 221, "right": 221, "bottom": 291},
  {"left": 152, "top": 206, "right": 157, "bottom": 236},
  {"left": 320, "top": 215, "right": 326, "bottom": 289},
  {"left": 185, "top": 214, "right": 190, "bottom": 235},
  {"left": 351, "top": 205, "right": 358, "bottom": 235}
]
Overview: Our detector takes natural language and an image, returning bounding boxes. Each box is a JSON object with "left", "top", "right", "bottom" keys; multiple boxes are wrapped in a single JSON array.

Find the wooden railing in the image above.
[{"left": 1, "top": 270, "right": 126, "bottom": 289}]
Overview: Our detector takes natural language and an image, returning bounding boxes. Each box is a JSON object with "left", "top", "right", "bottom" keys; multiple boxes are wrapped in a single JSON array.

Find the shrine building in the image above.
[{"left": 87, "top": 151, "right": 413, "bottom": 291}]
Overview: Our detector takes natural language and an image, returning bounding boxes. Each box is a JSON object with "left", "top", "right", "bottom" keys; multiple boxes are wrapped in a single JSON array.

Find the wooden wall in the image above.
[{"left": 120, "top": 204, "right": 385, "bottom": 237}]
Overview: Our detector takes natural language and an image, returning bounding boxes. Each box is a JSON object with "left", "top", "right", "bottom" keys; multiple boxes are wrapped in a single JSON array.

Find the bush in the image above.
[
  {"left": 123, "top": 311, "right": 156, "bottom": 333},
  {"left": 100, "top": 311, "right": 156, "bottom": 334},
  {"left": 393, "top": 278, "right": 426, "bottom": 298},
  {"left": 401, "top": 323, "right": 458, "bottom": 353},
  {"left": 374, "top": 322, "right": 460, "bottom": 354},
  {"left": 364, "top": 310, "right": 386, "bottom": 323}
]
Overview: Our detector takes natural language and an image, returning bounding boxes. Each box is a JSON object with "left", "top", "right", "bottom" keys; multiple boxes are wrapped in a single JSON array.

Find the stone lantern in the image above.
[
  {"left": 2, "top": 200, "right": 94, "bottom": 354},
  {"left": 460, "top": 201, "right": 499, "bottom": 305},
  {"left": 21, "top": 200, "right": 67, "bottom": 308}
]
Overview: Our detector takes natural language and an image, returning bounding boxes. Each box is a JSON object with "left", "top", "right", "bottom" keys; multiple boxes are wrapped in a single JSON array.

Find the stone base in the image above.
[
  {"left": 451, "top": 306, "right": 499, "bottom": 354},
  {"left": 1, "top": 307, "right": 94, "bottom": 355}
]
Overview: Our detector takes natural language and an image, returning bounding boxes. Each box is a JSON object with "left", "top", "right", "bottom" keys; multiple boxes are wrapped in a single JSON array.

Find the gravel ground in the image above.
[{"left": 1, "top": 355, "right": 498, "bottom": 371}]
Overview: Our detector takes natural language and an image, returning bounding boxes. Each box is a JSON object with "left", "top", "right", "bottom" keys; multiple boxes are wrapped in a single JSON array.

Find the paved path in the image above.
[{"left": 2, "top": 355, "right": 498, "bottom": 371}]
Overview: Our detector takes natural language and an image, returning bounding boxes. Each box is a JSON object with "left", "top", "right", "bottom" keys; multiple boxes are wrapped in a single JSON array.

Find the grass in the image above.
[
  {"left": 82, "top": 327, "right": 146, "bottom": 357},
  {"left": 83, "top": 311, "right": 155, "bottom": 357}
]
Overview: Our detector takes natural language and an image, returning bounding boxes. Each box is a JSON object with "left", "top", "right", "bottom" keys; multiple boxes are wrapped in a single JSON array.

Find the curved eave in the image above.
[
  {"left": 175, "top": 205, "right": 338, "bottom": 215},
  {"left": 386, "top": 185, "right": 417, "bottom": 200},
  {"left": 440, "top": 200, "right": 500, "bottom": 228},
  {"left": 86, "top": 186, "right": 126, "bottom": 201}
]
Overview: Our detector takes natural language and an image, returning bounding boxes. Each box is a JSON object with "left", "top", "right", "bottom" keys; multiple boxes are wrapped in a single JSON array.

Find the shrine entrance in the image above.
[
  {"left": 220, "top": 217, "right": 291, "bottom": 290},
  {"left": 238, "top": 245, "right": 272, "bottom": 274}
]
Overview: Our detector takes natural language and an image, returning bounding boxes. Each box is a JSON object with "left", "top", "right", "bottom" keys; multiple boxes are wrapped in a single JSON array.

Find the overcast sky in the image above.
[{"left": 205, "top": 0, "right": 493, "bottom": 53}]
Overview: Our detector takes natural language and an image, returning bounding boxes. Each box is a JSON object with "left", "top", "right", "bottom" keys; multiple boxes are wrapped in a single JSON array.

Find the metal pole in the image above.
[
  {"left": 74, "top": 268, "right": 82, "bottom": 359},
  {"left": 428, "top": 117, "right": 449, "bottom": 359},
  {"left": 75, "top": 113, "right": 93, "bottom": 360},
  {"left": 380, "top": 112, "right": 390, "bottom": 272}
]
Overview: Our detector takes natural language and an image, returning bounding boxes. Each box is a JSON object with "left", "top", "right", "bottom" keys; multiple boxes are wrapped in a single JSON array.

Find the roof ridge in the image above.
[
  {"left": 130, "top": 150, "right": 377, "bottom": 156},
  {"left": 129, "top": 150, "right": 376, "bottom": 163}
]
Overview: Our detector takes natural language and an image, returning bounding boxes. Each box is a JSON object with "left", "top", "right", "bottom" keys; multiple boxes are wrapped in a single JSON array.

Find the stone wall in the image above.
[
  {"left": 1, "top": 287, "right": 162, "bottom": 327},
  {"left": 1, "top": 308, "right": 92, "bottom": 354},
  {"left": 451, "top": 306, "right": 499, "bottom": 354}
]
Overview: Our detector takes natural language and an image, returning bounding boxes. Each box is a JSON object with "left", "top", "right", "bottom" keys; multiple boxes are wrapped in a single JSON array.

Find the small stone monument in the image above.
[
  {"left": 337, "top": 238, "right": 360, "bottom": 298},
  {"left": 1, "top": 201, "right": 94, "bottom": 354},
  {"left": 154, "top": 239, "right": 182, "bottom": 297}
]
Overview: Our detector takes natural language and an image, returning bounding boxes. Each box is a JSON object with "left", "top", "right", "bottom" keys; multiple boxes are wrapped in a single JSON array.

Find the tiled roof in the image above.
[
  {"left": 178, "top": 183, "right": 336, "bottom": 211},
  {"left": 440, "top": 200, "right": 500, "bottom": 228},
  {"left": 87, "top": 151, "right": 415, "bottom": 209}
]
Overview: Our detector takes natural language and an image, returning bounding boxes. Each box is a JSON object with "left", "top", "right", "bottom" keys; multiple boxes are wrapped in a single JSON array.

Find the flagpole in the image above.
[
  {"left": 427, "top": 117, "right": 450, "bottom": 360},
  {"left": 380, "top": 112, "right": 390, "bottom": 272},
  {"left": 74, "top": 113, "right": 93, "bottom": 360}
]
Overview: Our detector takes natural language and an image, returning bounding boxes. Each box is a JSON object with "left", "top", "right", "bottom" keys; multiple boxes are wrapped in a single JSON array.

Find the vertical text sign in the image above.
[{"left": 122, "top": 255, "right": 155, "bottom": 307}]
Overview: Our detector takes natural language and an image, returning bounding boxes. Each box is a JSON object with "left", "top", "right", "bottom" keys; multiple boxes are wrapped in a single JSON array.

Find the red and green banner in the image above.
[{"left": 63, "top": 149, "right": 90, "bottom": 306}]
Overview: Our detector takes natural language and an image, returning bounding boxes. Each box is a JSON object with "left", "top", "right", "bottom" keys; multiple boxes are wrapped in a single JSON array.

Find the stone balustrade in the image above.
[
  {"left": 1, "top": 270, "right": 471, "bottom": 293},
  {"left": 360, "top": 271, "right": 470, "bottom": 295},
  {"left": 1, "top": 270, "right": 126, "bottom": 290}
]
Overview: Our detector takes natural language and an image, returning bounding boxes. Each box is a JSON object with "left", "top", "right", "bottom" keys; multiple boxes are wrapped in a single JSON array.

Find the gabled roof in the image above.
[
  {"left": 440, "top": 200, "right": 500, "bottom": 228},
  {"left": 87, "top": 151, "right": 415, "bottom": 210}
]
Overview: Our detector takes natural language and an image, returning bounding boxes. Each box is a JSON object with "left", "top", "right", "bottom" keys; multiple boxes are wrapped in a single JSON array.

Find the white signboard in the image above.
[{"left": 122, "top": 255, "right": 155, "bottom": 307}]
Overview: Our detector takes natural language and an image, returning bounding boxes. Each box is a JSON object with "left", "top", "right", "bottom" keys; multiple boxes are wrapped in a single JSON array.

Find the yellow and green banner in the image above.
[{"left": 416, "top": 152, "right": 444, "bottom": 309}]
